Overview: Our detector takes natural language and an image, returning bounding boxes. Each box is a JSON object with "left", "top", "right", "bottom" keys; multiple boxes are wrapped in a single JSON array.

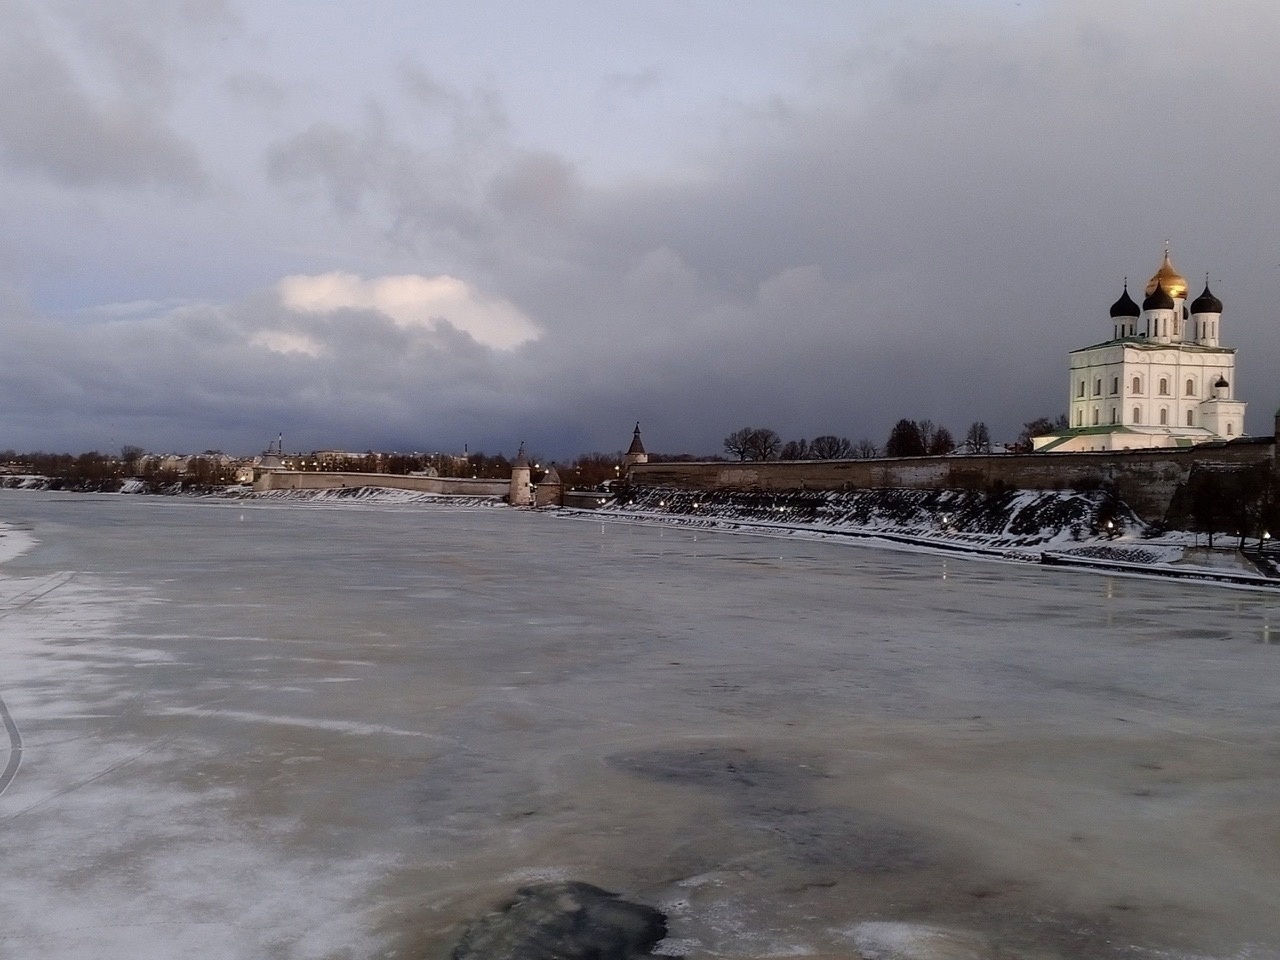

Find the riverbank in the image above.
[
  {"left": 560, "top": 485, "right": 1279, "bottom": 590},
  {"left": 2, "top": 477, "right": 1273, "bottom": 587}
]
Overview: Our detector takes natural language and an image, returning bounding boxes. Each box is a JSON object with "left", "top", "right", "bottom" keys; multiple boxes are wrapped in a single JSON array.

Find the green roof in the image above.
[{"left": 1035, "top": 425, "right": 1137, "bottom": 452}]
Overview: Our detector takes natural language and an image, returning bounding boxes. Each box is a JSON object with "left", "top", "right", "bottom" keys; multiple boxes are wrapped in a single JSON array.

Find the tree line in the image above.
[{"left": 721, "top": 420, "right": 999, "bottom": 461}]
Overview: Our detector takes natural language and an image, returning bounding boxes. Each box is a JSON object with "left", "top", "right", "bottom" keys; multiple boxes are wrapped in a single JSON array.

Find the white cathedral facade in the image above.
[{"left": 1033, "top": 249, "right": 1246, "bottom": 452}]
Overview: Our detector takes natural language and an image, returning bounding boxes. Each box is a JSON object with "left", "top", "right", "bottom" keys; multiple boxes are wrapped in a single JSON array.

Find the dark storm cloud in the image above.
[
  {"left": 224, "top": 0, "right": 1280, "bottom": 455},
  {"left": 0, "top": 290, "right": 531, "bottom": 454},
  {"left": 3, "top": 1, "right": 1280, "bottom": 458}
]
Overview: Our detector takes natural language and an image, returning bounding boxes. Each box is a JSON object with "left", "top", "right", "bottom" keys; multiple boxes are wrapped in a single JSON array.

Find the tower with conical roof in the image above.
[
  {"left": 509, "top": 442, "right": 532, "bottom": 506},
  {"left": 1036, "top": 247, "right": 1246, "bottom": 452},
  {"left": 621, "top": 422, "right": 648, "bottom": 470}
]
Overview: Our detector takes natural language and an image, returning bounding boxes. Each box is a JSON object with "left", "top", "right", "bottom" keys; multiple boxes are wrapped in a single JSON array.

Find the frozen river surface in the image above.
[{"left": 1, "top": 491, "right": 1279, "bottom": 960}]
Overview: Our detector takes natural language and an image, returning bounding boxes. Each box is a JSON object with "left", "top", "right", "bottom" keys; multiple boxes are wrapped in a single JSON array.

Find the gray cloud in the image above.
[
  {"left": 3, "top": 1, "right": 1280, "bottom": 460},
  {"left": 0, "top": 0, "right": 209, "bottom": 193}
]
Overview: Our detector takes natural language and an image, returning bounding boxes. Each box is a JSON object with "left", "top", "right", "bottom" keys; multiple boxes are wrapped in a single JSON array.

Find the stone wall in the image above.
[
  {"left": 627, "top": 438, "right": 1275, "bottom": 520},
  {"left": 254, "top": 470, "right": 508, "bottom": 498}
]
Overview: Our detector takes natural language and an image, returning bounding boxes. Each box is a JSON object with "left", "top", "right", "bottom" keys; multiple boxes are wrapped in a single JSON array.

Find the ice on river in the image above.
[{"left": 0, "top": 489, "right": 1279, "bottom": 960}]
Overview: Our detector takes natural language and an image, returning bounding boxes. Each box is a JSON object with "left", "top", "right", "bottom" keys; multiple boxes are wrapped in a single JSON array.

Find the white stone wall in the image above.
[{"left": 1067, "top": 341, "right": 1239, "bottom": 441}]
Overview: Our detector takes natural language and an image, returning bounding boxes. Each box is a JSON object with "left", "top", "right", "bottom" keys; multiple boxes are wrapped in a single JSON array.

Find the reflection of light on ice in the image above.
[{"left": 846, "top": 921, "right": 993, "bottom": 960}]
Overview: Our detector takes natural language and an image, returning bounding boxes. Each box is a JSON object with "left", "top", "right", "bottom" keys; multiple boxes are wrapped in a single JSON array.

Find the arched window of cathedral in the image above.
[
  {"left": 1159, "top": 408, "right": 1168, "bottom": 425},
  {"left": 1133, "top": 407, "right": 1141, "bottom": 424},
  {"left": 1186, "top": 410, "right": 1194, "bottom": 426},
  {"left": 1132, "top": 376, "right": 1141, "bottom": 394},
  {"left": 1093, "top": 409, "right": 1099, "bottom": 425},
  {"left": 1111, "top": 377, "right": 1119, "bottom": 395},
  {"left": 1093, "top": 378, "right": 1101, "bottom": 396},
  {"left": 1076, "top": 410, "right": 1083, "bottom": 427},
  {"left": 1159, "top": 377, "right": 1169, "bottom": 395},
  {"left": 1110, "top": 408, "right": 1117, "bottom": 424},
  {"left": 1077, "top": 381, "right": 1085, "bottom": 398},
  {"left": 1185, "top": 378, "right": 1195, "bottom": 396},
  {"left": 1227, "top": 423, "right": 1234, "bottom": 435}
]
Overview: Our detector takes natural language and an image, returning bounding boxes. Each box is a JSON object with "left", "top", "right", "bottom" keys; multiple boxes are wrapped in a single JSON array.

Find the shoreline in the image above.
[{"left": 3, "top": 481, "right": 1274, "bottom": 591}]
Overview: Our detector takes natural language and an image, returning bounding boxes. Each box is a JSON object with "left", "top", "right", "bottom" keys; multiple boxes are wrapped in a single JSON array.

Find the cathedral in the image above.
[{"left": 1033, "top": 248, "right": 1246, "bottom": 452}]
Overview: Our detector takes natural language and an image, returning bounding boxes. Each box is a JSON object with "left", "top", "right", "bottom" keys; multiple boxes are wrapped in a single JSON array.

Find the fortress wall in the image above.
[
  {"left": 254, "top": 470, "right": 508, "bottom": 497},
  {"left": 628, "top": 439, "right": 1274, "bottom": 519}
]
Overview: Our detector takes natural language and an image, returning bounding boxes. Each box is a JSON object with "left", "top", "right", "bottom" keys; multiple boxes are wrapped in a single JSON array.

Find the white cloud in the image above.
[{"left": 275, "top": 272, "right": 541, "bottom": 350}]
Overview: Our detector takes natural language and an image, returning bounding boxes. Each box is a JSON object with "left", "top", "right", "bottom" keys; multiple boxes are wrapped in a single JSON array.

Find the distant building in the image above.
[
  {"left": 1035, "top": 248, "right": 1246, "bottom": 452},
  {"left": 509, "top": 442, "right": 532, "bottom": 506},
  {"left": 622, "top": 422, "right": 648, "bottom": 468}
]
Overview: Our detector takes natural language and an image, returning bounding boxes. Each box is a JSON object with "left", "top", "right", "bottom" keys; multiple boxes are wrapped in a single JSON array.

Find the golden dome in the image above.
[{"left": 1145, "top": 251, "right": 1188, "bottom": 300}]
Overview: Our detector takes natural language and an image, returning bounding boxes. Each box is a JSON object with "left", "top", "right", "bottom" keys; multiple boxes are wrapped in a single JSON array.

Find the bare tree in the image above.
[
  {"left": 780, "top": 438, "right": 809, "bottom": 460},
  {"left": 809, "top": 435, "right": 853, "bottom": 460},
  {"left": 1015, "top": 414, "right": 1068, "bottom": 452},
  {"left": 963, "top": 421, "right": 991, "bottom": 454},
  {"left": 744, "top": 428, "right": 782, "bottom": 461},
  {"left": 852, "top": 439, "right": 880, "bottom": 458},
  {"left": 724, "top": 427, "right": 755, "bottom": 461},
  {"left": 724, "top": 427, "right": 782, "bottom": 462}
]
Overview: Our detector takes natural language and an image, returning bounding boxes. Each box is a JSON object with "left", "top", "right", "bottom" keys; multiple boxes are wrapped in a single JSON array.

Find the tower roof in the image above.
[
  {"left": 1190, "top": 282, "right": 1223, "bottom": 314},
  {"left": 1142, "top": 281, "right": 1174, "bottom": 311},
  {"left": 1109, "top": 283, "right": 1140, "bottom": 318},
  {"left": 1145, "top": 250, "right": 1187, "bottom": 300},
  {"left": 513, "top": 442, "right": 529, "bottom": 469},
  {"left": 626, "top": 422, "right": 646, "bottom": 455}
]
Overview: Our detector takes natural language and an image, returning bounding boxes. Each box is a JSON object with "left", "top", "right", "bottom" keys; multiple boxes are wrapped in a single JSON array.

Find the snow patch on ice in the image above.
[
  {"left": 0, "top": 519, "right": 38, "bottom": 565},
  {"left": 153, "top": 706, "right": 454, "bottom": 740},
  {"left": 0, "top": 564, "right": 402, "bottom": 959}
]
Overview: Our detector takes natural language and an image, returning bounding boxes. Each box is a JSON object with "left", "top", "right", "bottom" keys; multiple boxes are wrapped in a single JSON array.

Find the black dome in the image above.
[
  {"left": 1109, "top": 285, "right": 1140, "bottom": 318},
  {"left": 1215, "top": 376, "right": 1230, "bottom": 388},
  {"left": 1142, "top": 281, "right": 1174, "bottom": 311},
  {"left": 1191, "top": 283, "right": 1223, "bottom": 314}
]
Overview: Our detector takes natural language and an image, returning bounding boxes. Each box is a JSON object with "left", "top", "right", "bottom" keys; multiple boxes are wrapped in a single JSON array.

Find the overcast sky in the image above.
[{"left": 2, "top": 0, "right": 1279, "bottom": 459}]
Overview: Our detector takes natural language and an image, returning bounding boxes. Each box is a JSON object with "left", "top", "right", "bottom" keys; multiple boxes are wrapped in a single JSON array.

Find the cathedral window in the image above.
[
  {"left": 1227, "top": 423, "right": 1234, "bottom": 435},
  {"left": 1133, "top": 407, "right": 1141, "bottom": 424},
  {"left": 1131, "top": 376, "right": 1141, "bottom": 394},
  {"left": 1159, "top": 408, "right": 1168, "bottom": 425},
  {"left": 1093, "top": 378, "right": 1101, "bottom": 396},
  {"left": 1110, "top": 408, "right": 1117, "bottom": 424},
  {"left": 1092, "top": 409, "right": 1099, "bottom": 425},
  {"left": 1076, "top": 410, "right": 1083, "bottom": 426},
  {"left": 1111, "top": 377, "right": 1119, "bottom": 395},
  {"left": 1185, "top": 378, "right": 1195, "bottom": 396},
  {"left": 1077, "top": 381, "right": 1085, "bottom": 398},
  {"left": 1186, "top": 410, "right": 1194, "bottom": 426},
  {"left": 1158, "top": 377, "right": 1169, "bottom": 395}
]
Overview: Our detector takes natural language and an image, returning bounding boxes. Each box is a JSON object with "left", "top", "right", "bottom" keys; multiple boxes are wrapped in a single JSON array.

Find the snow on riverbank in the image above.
[{"left": 562, "top": 485, "right": 1278, "bottom": 588}]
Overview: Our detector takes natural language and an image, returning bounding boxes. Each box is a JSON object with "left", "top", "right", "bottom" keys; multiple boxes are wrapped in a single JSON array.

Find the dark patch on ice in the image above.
[
  {"left": 609, "top": 745, "right": 826, "bottom": 794},
  {"left": 749, "top": 803, "right": 929, "bottom": 871},
  {"left": 610, "top": 746, "right": 934, "bottom": 872},
  {"left": 449, "top": 881, "right": 672, "bottom": 960}
]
